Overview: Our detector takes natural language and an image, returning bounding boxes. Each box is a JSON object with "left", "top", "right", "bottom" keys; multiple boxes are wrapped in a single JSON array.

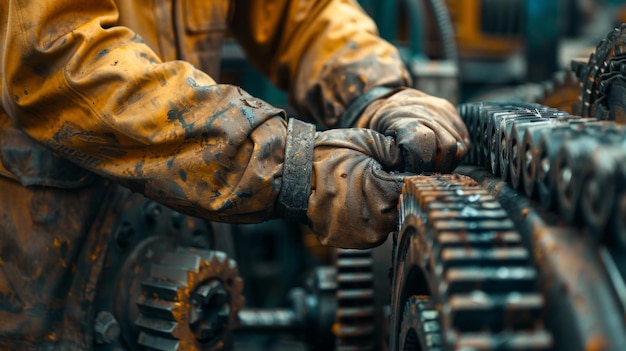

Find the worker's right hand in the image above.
[{"left": 278, "top": 119, "right": 406, "bottom": 249}]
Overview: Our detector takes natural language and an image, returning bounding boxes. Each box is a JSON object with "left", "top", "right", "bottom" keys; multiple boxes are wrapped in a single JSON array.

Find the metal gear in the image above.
[
  {"left": 390, "top": 174, "right": 552, "bottom": 351},
  {"left": 333, "top": 249, "right": 377, "bottom": 351},
  {"left": 576, "top": 23, "right": 626, "bottom": 123},
  {"left": 135, "top": 247, "right": 244, "bottom": 351},
  {"left": 398, "top": 296, "right": 442, "bottom": 351}
]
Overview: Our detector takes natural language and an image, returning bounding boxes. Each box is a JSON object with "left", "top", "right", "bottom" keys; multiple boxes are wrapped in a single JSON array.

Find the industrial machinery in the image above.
[
  {"left": 390, "top": 24, "right": 626, "bottom": 350},
  {"left": 88, "top": 3, "right": 626, "bottom": 350}
]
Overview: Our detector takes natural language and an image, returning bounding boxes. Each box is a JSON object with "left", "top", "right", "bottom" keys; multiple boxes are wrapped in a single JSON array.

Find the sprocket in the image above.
[{"left": 135, "top": 247, "right": 244, "bottom": 351}]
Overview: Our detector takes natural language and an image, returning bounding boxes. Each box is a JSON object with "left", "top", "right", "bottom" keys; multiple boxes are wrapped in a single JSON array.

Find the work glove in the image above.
[
  {"left": 277, "top": 119, "right": 406, "bottom": 249},
  {"left": 356, "top": 88, "right": 470, "bottom": 173}
]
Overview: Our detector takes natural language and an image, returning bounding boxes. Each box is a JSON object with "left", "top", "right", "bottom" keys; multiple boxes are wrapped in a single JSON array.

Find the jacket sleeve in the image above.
[
  {"left": 229, "top": 0, "right": 411, "bottom": 128},
  {"left": 1, "top": 0, "right": 289, "bottom": 223}
]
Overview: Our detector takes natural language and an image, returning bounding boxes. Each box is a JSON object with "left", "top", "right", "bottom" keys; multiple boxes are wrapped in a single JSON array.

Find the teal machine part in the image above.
[{"left": 525, "top": 0, "right": 560, "bottom": 82}]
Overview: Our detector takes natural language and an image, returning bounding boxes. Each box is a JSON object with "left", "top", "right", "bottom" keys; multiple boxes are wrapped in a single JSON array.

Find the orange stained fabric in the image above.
[{"left": 0, "top": 0, "right": 410, "bottom": 223}]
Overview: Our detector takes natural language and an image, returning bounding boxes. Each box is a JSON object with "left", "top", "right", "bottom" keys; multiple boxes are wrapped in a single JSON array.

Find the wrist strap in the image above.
[
  {"left": 337, "top": 86, "right": 400, "bottom": 129},
  {"left": 278, "top": 118, "right": 316, "bottom": 222}
]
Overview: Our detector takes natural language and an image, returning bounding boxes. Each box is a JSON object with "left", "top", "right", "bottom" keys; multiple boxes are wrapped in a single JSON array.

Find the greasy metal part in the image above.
[
  {"left": 398, "top": 296, "right": 442, "bottom": 351},
  {"left": 535, "top": 126, "right": 580, "bottom": 209},
  {"left": 457, "top": 100, "right": 626, "bottom": 349},
  {"left": 458, "top": 165, "right": 626, "bottom": 351},
  {"left": 509, "top": 120, "right": 558, "bottom": 192},
  {"left": 236, "top": 308, "right": 298, "bottom": 333},
  {"left": 91, "top": 191, "right": 216, "bottom": 351},
  {"left": 135, "top": 248, "right": 244, "bottom": 351},
  {"left": 579, "top": 146, "right": 621, "bottom": 233},
  {"left": 610, "top": 162, "right": 626, "bottom": 250},
  {"left": 498, "top": 115, "right": 545, "bottom": 181},
  {"left": 305, "top": 266, "right": 338, "bottom": 351},
  {"left": 94, "top": 311, "right": 121, "bottom": 345},
  {"left": 333, "top": 249, "right": 376, "bottom": 351},
  {"left": 553, "top": 136, "right": 600, "bottom": 223},
  {"left": 577, "top": 24, "right": 626, "bottom": 123},
  {"left": 458, "top": 102, "right": 626, "bottom": 236},
  {"left": 391, "top": 174, "right": 551, "bottom": 351},
  {"left": 236, "top": 266, "right": 338, "bottom": 349},
  {"left": 519, "top": 121, "right": 589, "bottom": 199}
]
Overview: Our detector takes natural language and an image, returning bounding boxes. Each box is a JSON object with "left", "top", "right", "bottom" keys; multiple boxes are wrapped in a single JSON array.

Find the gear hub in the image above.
[{"left": 135, "top": 247, "right": 244, "bottom": 351}]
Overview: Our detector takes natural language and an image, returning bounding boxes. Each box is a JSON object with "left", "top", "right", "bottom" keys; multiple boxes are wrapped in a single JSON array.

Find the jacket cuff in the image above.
[
  {"left": 277, "top": 118, "right": 316, "bottom": 222},
  {"left": 336, "top": 86, "right": 403, "bottom": 129}
]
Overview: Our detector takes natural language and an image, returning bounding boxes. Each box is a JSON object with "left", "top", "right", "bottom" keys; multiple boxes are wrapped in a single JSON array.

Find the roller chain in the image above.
[
  {"left": 458, "top": 101, "right": 626, "bottom": 243},
  {"left": 391, "top": 174, "right": 551, "bottom": 351},
  {"left": 455, "top": 101, "right": 626, "bottom": 350}
]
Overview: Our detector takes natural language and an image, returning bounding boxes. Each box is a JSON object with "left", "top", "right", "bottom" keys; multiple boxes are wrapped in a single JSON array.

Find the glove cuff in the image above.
[
  {"left": 337, "top": 86, "right": 402, "bottom": 128},
  {"left": 277, "top": 118, "right": 316, "bottom": 223}
]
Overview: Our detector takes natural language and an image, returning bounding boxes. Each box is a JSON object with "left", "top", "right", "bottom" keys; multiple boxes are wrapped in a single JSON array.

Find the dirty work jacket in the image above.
[{"left": 0, "top": 0, "right": 409, "bottom": 349}]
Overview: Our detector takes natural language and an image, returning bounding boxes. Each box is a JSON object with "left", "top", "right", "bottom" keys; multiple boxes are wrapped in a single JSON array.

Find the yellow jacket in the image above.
[
  {"left": 0, "top": 0, "right": 410, "bottom": 223},
  {"left": 0, "top": 2, "right": 411, "bottom": 347}
]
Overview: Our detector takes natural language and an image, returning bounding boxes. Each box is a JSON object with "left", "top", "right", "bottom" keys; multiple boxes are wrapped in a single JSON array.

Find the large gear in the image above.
[
  {"left": 390, "top": 174, "right": 551, "bottom": 351},
  {"left": 135, "top": 247, "right": 244, "bottom": 351}
]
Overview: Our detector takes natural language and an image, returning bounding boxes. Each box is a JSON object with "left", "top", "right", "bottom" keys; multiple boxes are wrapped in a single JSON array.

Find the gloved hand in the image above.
[
  {"left": 357, "top": 88, "right": 470, "bottom": 173},
  {"left": 278, "top": 119, "right": 406, "bottom": 249}
]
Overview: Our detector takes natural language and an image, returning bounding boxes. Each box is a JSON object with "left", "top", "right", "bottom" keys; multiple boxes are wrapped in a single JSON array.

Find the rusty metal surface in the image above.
[
  {"left": 390, "top": 174, "right": 551, "bottom": 351},
  {"left": 91, "top": 188, "right": 217, "bottom": 351},
  {"left": 576, "top": 24, "right": 626, "bottom": 123},
  {"left": 454, "top": 100, "right": 626, "bottom": 350},
  {"left": 458, "top": 102, "right": 626, "bottom": 237},
  {"left": 459, "top": 165, "right": 626, "bottom": 351},
  {"left": 135, "top": 248, "right": 244, "bottom": 351},
  {"left": 398, "top": 296, "right": 442, "bottom": 351}
]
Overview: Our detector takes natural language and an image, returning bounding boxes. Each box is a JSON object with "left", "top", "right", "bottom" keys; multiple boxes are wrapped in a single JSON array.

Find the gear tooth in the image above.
[
  {"left": 395, "top": 174, "right": 552, "bottom": 350},
  {"left": 141, "top": 279, "right": 184, "bottom": 301},
  {"left": 137, "top": 296, "right": 179, "bottom": 321},
  {"left": 150, "top": 264, "right": 190, "bottom": 285},
  {"left": 181, "top": 246, "right": 214, "bottom": 260},
  {"left": 161, "top": 251, "right": 201, "bottom": 270},
  {"left": 135, "top": 315, "right": 181, "bottom": 338}
]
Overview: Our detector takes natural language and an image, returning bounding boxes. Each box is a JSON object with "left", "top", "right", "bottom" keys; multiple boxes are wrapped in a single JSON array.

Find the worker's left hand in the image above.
[{"left": 358, "top": 88, "right": 470, "bottom": 173}]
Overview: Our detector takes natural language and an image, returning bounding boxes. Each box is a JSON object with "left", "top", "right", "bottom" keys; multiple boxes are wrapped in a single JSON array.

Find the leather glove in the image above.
[
  {"left": 278, "top": 119, "right": 406, "bottom": 249},
  {"left": 357, "top": 88, "right": 470, "bottom": 173}
]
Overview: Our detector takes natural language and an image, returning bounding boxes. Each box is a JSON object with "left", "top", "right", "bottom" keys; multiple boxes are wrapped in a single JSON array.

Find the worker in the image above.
[{"left": 0, "top": 0, "right": 469, "bottom": 349}]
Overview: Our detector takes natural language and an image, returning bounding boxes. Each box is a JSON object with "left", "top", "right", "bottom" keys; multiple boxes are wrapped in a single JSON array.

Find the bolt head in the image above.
[{"left": 94, "top": 311, "right": 120, "bottom": 344}]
